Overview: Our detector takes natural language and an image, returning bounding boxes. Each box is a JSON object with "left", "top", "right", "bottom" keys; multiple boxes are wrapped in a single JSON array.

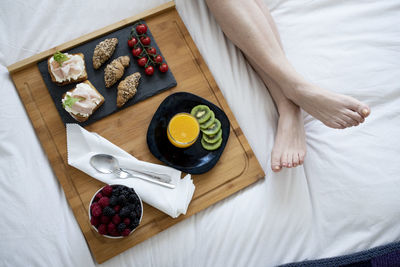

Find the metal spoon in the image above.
[{"left": 90, "top": 154, "right": 175, "bottom": 189}]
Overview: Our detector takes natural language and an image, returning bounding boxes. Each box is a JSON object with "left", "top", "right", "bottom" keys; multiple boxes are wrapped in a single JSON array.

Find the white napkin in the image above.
[{"left": 66, "top": 123, "right": 195, "bottom": 218}]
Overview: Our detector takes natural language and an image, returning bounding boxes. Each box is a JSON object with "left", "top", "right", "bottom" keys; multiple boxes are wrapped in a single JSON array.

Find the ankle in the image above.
[{"left": 276, "top": 100, "right": 300, "bottom": 116}]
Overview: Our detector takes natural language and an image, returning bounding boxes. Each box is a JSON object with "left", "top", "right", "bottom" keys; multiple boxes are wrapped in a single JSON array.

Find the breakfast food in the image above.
[
  {"left": 47, "top": 51, "right": 87, "bottom": 85},
  {"left": 129, "top": 21, "right": 169, "bottom": 76},
  {"left": 191, "top": 105, "right": 212, "bottom": 124},
  {"left": 191, "top": 105, "right": 223, "bottom": 150},
  {"left": 90, "top": 185, "right": 142, "bottom": 237},
  {"left": 199, "top": 111, "right": 215, "bottom": 129},
  {"left": 117, "top": 72, "right": 141, "bottom": 108},
  {"left": 167, "top": 113, "right": 200, "bottom": 148},
  {"left": 61, "top": 80, "right": 104, "bottom": 122},
  {"left": 93, "top": 38, "right": 118, "bottom": 69},
  {"left": 104, "top": 56, "right": 130, "bottom": 88},
  {"left": 202, "top": 118, "right": 221, "bottom": 135}
]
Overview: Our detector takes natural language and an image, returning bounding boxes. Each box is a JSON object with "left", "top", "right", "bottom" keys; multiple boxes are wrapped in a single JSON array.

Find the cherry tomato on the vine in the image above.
[
  {"left": 146, "top": 47, "right": 157, "bottom": 55},
  {"left": 137, "top": 57, "right": 148, "bottom": 67},
  {"left": 127, "top": 37, "right": 138, "bottom": 48},
  {"left": 140, "top": 36, "right": 151, "bottom": 46},
  {"left": 136, "top": 24, "right": 147, "bottom": 35},
  {"left": 159, "top": 63, "right": 168, "bottom": 73},
  {"left": 132, "top": 47, "right": 142, "bottom": 57},
  {"left": 154, "top": 55, "right": 163, "bottom": 63},
  {"left": 145, "top": 66, "right": 154, "bottom": 75}
]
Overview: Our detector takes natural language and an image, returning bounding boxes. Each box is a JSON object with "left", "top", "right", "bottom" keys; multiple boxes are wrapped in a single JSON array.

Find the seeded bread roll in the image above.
[
  {"left": 117, "top": 72, "right": 141, "bottom": 108},
  {"left": 104, "top": 56, "right": 130, "bottom": 88},
  {"left": 93, "top": 38, "right": 118, "bottom": 69},
  {"left": 47, "top": 53, "right": 87, "bottom": 86}
]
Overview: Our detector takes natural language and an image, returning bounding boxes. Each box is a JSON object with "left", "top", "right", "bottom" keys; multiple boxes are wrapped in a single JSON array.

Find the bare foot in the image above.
[
  {"left": 271, "top": 103, "right": 306, "bottom": 172},
  {"left": 290, "top": 83, "right": 370, "bottom": 129}
]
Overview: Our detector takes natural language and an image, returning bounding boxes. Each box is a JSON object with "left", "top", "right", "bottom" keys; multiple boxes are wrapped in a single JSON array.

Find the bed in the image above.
[{"left": 1, "top": 0, "right": 399, "bottom": 266}]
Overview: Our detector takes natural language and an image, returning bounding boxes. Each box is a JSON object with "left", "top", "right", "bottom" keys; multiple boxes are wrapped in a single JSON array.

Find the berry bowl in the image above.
[{"left": 88, "top": 184, "right": 143, "bottom": 238}]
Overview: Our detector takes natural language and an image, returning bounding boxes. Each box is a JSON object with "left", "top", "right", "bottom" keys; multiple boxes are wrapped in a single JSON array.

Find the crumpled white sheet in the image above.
[{"left": 1, "top": 0, "right": 399, "bottom": 266}]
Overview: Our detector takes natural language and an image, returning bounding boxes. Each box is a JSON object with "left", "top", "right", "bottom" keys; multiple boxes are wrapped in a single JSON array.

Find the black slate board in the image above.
[
  {"left": 37, "top": 21, "right": 177, "bottom": 126},
  {"left": 147, "top": 92, "right": 230, "bottom": 174}
]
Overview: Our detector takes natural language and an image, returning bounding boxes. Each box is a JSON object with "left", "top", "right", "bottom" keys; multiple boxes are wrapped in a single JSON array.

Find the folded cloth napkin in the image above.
[{"left": 66, "top": 123, "right": 195, "bottom": 218}]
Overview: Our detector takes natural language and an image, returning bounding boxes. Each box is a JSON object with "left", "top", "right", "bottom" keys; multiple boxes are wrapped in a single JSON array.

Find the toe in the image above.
[
  {"left": 352, "top": 102, "right": 370, "bottom": 118},
  {"left": 271, "top": 154, "right": 282, "bottom": 172},
  {"left": 292, "top": 153, "right": 299, "bottom": 167},
  {"left": 346, "top": 110, "right": 364, "bottom": 124},
  {"left": 281, "top": 153, "right": 288, "bottom": 168},
  {"left": 299, "top": 152, "right": 305, "bottom": 165}
]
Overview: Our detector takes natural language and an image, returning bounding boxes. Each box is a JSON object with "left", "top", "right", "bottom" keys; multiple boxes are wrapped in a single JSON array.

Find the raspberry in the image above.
[
  {"left": 98, "top": 197, "right": 109, "bottom": 208},
  {"left": 107, "top": 222, "right": 116, "bottom": 233},
  {"left": 90, "top": 202, "right": 101, "bottom": 211},
  {"left": 98, "top": 224, "right": 107, "bottom": 235},
  {"left": 122, "top": 228, "right": 131, "bottom": 237},
  {"left": 114, "top": 205, "right": 121, "bottom": 213},
  {"left": 102, "top": 206, "right": 115, "bottom": 217},
  {"left": 117, "top": 223, "right": 126, "bottom": 233},
  {"left": 91, "top": 216, "right": 100, "bottom": 227},
  {"left": 94, "top": 192, "right": 103, "bottom": 201},
  {"left": 91, "top": 205, "right": 102, "bottom": 217},
  {"left": 101, "top": 215, "right": 110, "bottom": 224},
  {"left": 102, "top": 185, "right": 113, "bottom": 196},
  {"left": 110, "top": 230, "right": 120, "bottom": 237},
  {"left": 112, "top": 214, "right": 121, "bottom": 225},
  {"left": 123, "top": 218, "right": 130, "bottom": 226}
]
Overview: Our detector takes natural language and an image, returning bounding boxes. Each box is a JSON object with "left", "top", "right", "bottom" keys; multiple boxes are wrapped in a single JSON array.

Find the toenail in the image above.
[
  {"left": 274, "top": 166, "right": 280, "bottom": 170},
  {"left": 287, "top": 163, "right": 291, "bottom": 167},
  {"left": 362, "top": 109, "right": 369, "bottom": 116}
]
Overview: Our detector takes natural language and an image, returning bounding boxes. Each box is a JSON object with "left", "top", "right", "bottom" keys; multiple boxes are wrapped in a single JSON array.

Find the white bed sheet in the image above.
[{"left": 1, "top": 0, "right": 399, "bottom": 266}]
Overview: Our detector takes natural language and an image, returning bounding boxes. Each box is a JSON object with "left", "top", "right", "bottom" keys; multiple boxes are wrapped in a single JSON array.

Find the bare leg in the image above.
[
  {"left": 250, "top": 58, "right": 306, "bottom": 171},
  {"left": 249, "top": 0, "right": 306, "bottom": 171},
  {"left": 206, "top": 0, "right": 370, "bottom": 129}
]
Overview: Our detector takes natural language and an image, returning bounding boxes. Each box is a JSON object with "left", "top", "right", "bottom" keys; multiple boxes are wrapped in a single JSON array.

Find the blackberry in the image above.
[
  {"left": 121, "top": 190, "right": 130, "bottom": 198},
  {"left": 118, "top": 195, "right": 128, "bottom": 206},
  {"left": 109, "top": 196, "right": 118, "bottom": 206},
  {"left": 135, "top": 204, "right": 142, "bottom": 215},
  {"left": 119, "top": 206, "right": 130, "bottom": 218},
  {"left": 117, "top": 223, "right": 126, "bottom": 233},
  {"left": 129, "top": 211, "right": 137, "bottom": 219},
  {"left": 127, "top": 204, "right": 135, "bottom": 211},
  {"left": 128, "top": 194, "right": 138, "bottom": 203},
  {"left": 102, "top": 206, "right": 115, "bottom": 217}
]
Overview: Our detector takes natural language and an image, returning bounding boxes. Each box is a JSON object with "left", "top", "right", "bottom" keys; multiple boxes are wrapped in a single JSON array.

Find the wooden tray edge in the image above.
[{"left": 7, "top": 1, "right": 176, "bottom": 74}]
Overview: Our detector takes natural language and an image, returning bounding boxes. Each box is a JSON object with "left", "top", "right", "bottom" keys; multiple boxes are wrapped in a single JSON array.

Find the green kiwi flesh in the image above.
[
  {"left": 202, "top": 118, "right": 221, "bottom": 135},
  {"left": 190, "top": 105, "right": 211, "bottom": 124},
  {"left": 200, "top": 111, "right": 215, "bottom": 129},
  {"left": 203, "top": 129, "right": 222, "bottom": 144},
  {"left": 201, "top": 137, "right": 223, "bottom": 150}
]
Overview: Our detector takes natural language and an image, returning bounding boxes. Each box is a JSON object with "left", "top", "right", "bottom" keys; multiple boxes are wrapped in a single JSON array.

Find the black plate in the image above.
[
  {"left": 37, "top": 20, "right": 177, "bottom": 126},
  {"left": 146, "top": 92, "right": 230, "bottom": 174}
]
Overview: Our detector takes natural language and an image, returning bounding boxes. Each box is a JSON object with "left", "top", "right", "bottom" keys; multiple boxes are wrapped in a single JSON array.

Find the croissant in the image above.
[
  {"left": 92, "top": 38, "right": 118, "bottom": 69},
  {"left": 104, "top": 56, "right": 130, "bottom": 88},
  {"left": 117, "top": 72, "right": 141, "bottom": 108}
]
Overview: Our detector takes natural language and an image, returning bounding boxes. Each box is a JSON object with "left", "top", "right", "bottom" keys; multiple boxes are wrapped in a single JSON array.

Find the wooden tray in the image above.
[{"left": 7, "top": 2, "right": 265, "bottom": 263}]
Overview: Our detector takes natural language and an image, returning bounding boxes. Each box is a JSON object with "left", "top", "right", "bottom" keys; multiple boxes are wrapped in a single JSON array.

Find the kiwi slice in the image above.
[
  {"left": 191, "top": 105, "right": 211, "bottom": 124},
  {"left": 201, "top": 137, "right": 223, "bottom": 151},
  {"left": 203, "top": 129, "right": 222, "bottom": 144},
  {"left": 202, "top": 118, "right": 221, "bottom": 135},
  {"left": 200, "top": 111, "right": 215, "bottom": 130}
]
